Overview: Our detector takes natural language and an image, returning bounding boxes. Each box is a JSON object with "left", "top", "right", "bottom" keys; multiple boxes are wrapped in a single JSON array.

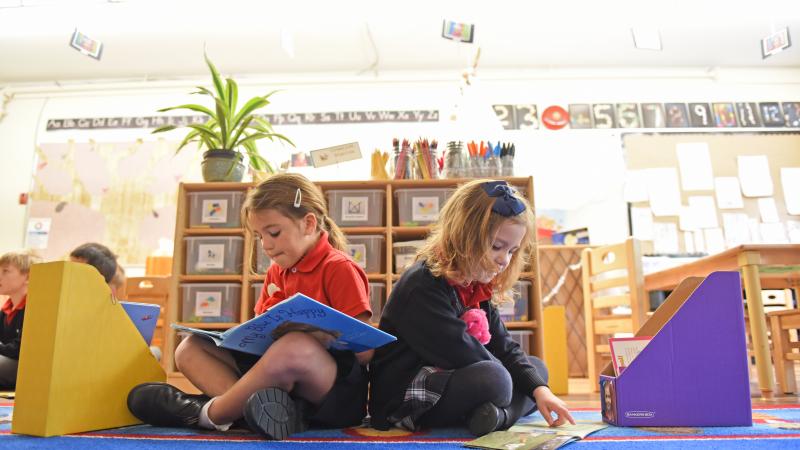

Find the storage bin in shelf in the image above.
[
  {"left": 394, "top": 188, "right": 454, "bottom": 226},
  {"left": 326, "top": 189, "right": 384, "bottom": 227},
  {"left": 510, "top": 330, "right": 532, "bottom": 355},
  {"left": 180, "top": 283, "right": 241, "bottom": 323},
  {"left": 188, "top": 191, "right": 244, "bottom": 228},
  {"left": 184, "top": 236, "right": 243, "bottom": 275},
  {"left": 393, "top": 240, "right": 425, "bottom": 274},
  {"left": 347, "top": 234, "right": 385, "bottom": 273},
  {"left": 599, "top": 272, "right": 751, "bottom": 427},
  {"left": 498, "top": 280, "right": 530, "bottom": 322},
  {"left": 369, "top": 282, "right": 385, "bottom": 322},
  {"left": 254, "top": 244, "right": 271, "bottom": 274}
]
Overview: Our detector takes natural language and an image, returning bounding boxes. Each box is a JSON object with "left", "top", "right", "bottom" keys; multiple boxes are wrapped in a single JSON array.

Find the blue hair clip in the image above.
[{"left": 482, "top": 181, "right": 526, "bottom": 217}]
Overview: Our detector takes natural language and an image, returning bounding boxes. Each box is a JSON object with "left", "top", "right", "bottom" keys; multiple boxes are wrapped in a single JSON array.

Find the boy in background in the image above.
[{"left": 0, "top": 251, "right": 41, "bottom": 388}]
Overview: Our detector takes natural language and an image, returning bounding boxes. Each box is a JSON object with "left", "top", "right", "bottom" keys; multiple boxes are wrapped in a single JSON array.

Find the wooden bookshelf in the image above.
[{"left": 164, "top": 177, "right": 543, "bottom": 375}]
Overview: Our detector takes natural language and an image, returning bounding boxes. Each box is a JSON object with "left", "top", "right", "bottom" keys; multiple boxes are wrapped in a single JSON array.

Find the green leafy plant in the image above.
[{"left": 152, "top": 53, "right": 293, "bottom": 174}]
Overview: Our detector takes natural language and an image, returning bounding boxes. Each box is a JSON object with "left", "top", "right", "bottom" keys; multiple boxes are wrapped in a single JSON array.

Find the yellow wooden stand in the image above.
[
  {"left": 12, "top": 262, "right": 166, "bottom": 437},
  {"left": 542, "top": 305, "right": 568, "bottom": 395}
]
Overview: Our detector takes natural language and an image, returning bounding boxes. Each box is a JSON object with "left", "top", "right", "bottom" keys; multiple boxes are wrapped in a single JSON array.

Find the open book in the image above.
[
  {"left": 120, "top": 301, "right": 161, "bottom": 346},
  {"left": 172, "top": 293, "right": 396, "bottom": 356},
  {"left": 466, "top": 422, "right": 607, "bottom": 450}
]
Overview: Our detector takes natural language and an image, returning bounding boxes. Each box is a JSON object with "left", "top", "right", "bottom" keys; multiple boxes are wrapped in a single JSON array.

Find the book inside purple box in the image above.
[{"left": 599, "top": 271, "right": 752, "bottom": 427}]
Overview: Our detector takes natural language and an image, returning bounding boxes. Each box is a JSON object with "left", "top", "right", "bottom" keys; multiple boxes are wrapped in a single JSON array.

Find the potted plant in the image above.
[{"left": 152, "top": 53, "right": 293, "bottom": 182}]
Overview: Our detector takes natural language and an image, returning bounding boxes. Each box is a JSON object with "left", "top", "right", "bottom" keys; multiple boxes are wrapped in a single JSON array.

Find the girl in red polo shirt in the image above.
[
  {"left": 369, "top": 180, "right": 574, "bottom": 435},
  {"left": 129, "top": 173, "right": 372, "bottom": 440}
]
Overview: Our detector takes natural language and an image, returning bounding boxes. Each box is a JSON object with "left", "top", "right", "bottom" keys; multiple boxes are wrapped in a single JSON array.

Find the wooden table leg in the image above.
[{"left": 738, "top": 251, "right": 775, "bottom": 399}]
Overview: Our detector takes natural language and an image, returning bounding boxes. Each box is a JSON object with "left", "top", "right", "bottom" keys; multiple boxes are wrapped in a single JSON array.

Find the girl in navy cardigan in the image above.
[{"left": 369, "top": 180, "right": 574, "bottom": 435}]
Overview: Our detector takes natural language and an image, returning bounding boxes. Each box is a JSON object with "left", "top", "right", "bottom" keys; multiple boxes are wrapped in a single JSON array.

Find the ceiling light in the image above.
[{"left": 631, "top": 27, "right": 662, "bottom": 51}]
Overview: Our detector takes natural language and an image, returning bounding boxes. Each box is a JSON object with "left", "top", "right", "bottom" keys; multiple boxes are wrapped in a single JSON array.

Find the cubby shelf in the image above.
[{"left": 165, "top": 177, "right": 542, "bottom": 374}]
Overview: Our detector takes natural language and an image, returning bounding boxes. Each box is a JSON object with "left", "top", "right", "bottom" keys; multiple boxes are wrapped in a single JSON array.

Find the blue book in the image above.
[
  {"left": 171, "top": 293, "right": 396, "bottom": 356},
  {"left": 120, "top": 301, "right": 161, "bottom": 345}
]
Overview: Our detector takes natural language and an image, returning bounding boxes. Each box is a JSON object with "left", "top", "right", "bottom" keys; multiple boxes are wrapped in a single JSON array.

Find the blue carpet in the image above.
[{"left": 2, "top": 404, "right": 800, "bottom": 449}]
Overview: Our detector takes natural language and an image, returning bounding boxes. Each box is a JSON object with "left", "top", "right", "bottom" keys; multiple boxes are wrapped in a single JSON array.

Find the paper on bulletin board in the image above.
[
  {"left": 704, "top": 228, "right": 726, "bottom": 254},
  {"left": 737, "top": 155, "right": 773, "bottom": 197},
  {"left": 623, "top": 170, "right": 649, "bottom": 203},
  {"left": 688, "top": 196, "right": 719, "bottom": 229},
  {"left": 676, "top": 143, "right": 714, "bottom": 191},
  {"left": 722, "top": 213, "right": 751, "bottom": 247},
  {"left": 646, "top": 168, "right": 682, "bottom": 216},
  {"left": 630, "top": 207, "right": 654, "bottom": 240},
  {"left": 683, "top": 231, "right": 695, "bottom": 253},
  {"left": 26, "top": 218, "right": 51, "bottom": 249},
  {"left": 761, "top": 222, "right": 789, "bottom": 243},
  {"left": 748, "top": 217, "right": 763, "bottom": 243},
  {"left": 757, "top": 198, "right": 780, "bottom": 223},
  {"left": 787, "top": 220, "right": 800, "bottom": 243},
  {"left": 678, "top": 206, "right": 698, "bottom": 231},
  {"left": 653, "top": 222, "right": 679, "bottom": 254},
  {"left": 714, "top": 177, "right": 744, "bottom": 209},
  {"left": 693, "top": 229, "right": 706, "bottom": 253},
  {"left": 781, "top": 168, "right": 800, "bottom": 215}
]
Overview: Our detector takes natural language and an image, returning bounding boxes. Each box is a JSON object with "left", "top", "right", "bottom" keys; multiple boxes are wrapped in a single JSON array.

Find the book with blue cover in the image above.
[
  {"left": 172, "top": 293, "right": 396, "bottom": 356},
  {"left": 120, "top": 301, "right": 161, "bottom": 345}
]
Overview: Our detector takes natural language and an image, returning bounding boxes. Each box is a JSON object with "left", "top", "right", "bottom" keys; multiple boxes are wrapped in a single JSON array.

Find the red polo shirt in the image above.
[
  {"left": 255, "top": 231, "right": 371, "bottom": 319},
  {"left": 2, "top": 295, "right": 26, "bottom": 325}
]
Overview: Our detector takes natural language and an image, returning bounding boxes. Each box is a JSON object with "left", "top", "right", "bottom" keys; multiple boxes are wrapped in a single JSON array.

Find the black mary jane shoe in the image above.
[
  {"left": 127, "top": 382, "right": 210, "bottom": 428},
  {"left": 243, "top": 387, "right": 309, "bottom": 440},
  {"left": 467, "top": 402, "right": 508, "bottom": 437}
]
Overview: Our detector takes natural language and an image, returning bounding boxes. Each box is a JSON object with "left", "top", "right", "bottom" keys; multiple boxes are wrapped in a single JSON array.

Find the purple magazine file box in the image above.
[{"left": 599, "top": 271, "right": 752, "bottom": 427}]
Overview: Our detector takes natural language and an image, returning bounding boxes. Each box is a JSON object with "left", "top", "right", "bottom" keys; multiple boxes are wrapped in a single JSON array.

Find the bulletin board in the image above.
[{"left": 622, "top": 132, "right": 800, "bottom": 255}]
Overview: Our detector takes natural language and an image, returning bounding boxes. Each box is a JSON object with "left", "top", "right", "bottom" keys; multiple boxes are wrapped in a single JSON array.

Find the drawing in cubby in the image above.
[
  {"left": 393, "top": 187, "right": 454, "bottom": 226},
  {"left": 187, "top": 190, "right": 244, "bottom": 228},
  {"left": 326, "top": 188, "right": 385, "bottom": 226},
  {"left": 347, "top": 234, "right": 385, "bottom": 274}
]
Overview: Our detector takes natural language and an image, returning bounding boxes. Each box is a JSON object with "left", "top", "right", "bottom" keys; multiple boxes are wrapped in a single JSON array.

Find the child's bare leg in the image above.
[
  {"left": 208, "top": 332, "right": 337, "bottom": 424},
  {"left": 175, "top": 335, "right": 241, "bottom": 397}
]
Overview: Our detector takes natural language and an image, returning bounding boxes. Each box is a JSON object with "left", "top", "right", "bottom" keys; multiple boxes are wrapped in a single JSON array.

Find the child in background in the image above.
[
  {"left": 0, "top": 251, "right": 41, "bottom": 388},
  {"left": 369, "top": 180, "right": 574, "bottom": 435},
  {"left": 69, "top": 242, "right": 118, "bottom": 284},
  {"left": 128, "top": 173, "right": 372, "bottom": 440}
]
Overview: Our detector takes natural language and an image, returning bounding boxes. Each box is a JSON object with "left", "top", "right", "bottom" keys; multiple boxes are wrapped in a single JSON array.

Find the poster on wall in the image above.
[
  {"left": 29, "top": 140, "right": 198, "bottom": 264},
  {"left": 25, "top": 218, "right": 51, "bottom": 249}
]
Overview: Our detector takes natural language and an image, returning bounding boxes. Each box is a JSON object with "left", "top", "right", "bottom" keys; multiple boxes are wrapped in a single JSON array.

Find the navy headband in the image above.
[{"left": 482, "top": 181, "right": 526, "bottom": 217}]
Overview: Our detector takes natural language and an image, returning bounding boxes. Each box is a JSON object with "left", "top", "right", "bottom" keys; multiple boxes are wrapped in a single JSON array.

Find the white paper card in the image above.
[
  {"left": 693, "top": 229, "right": 706, "bottom": 253},
  {"left": 195, "top": 291, "right": 223, "bottom": 317},
  {"left": 748, "top": 218, "right": 763, "bottom": 243},
  {"left": 197, "top": 244, "right": 225, "bottom": 270},
  {"left": 341, "top": 196, "right": 369, "bottom": 222},
  {"left": 631, "top": 207, "right": 655, "bottom": 240},
  {"left": 310, "top": 142, "right": 362, "bottom": 167},
  {"left": 737, "top": 155, "right": 773, "bottom": 197},
  {"left": 676, "top": 143, "right": 714, "bottom": 190},
  {"left": 683, "top": 231, "right": 696, "bottom": 253},
  {"left": 714, "top": 177, "right": 744, "bottom": 209},
  {"left": 25, "top": 217, "right": 51, "bottom": 249},
  {"left": 623, "top": 170, "right": 649, "bottom": 203},
  {"left": 722, "top": 213, "right": 751, "bottom": 247},
  {"left": 704, "top": 228, "right": 726, "bottom": 254},
  {"left": 781, "top": 168, "right": 800, "bottom": 215},
  {"left": 688, "top": 196, "right": 719, "bottom": 228},
  {"left": 653, "top": 222, "right": 679, "bottom": 254},
  {"left": 411, "top": 196, "right": 441, "bottom": 222},
  {"left": 201, "top": 198, "right": 228, "bottom": 224},
  {"left": 757, "top": 197, "right": 781, "bottom": 223},
  {"left": 646, "top": 168, "right": 682, "bottom": 216},
  {"left": 761, "top": 222, "right": 789, "bottom": 243},
  {"left": 787, "top": 220, "right": 800, "bottom": 243},
  {"left": 679, "top": 206, "right": 698, "bottom": 231}
]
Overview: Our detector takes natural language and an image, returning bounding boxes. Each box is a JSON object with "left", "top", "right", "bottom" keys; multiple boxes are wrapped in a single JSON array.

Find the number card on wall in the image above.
[
  {"left": 665, "top": 103, "right": 690, "bottom": 128},
  {"left": 688, "top": 103, "right": 714, "bottom": 128},
  {"left": 569, "top": 104, "right": 593, "bottom": 128},
  {"left": 592, "top": 104, "right": 616, "bottom": 128}
]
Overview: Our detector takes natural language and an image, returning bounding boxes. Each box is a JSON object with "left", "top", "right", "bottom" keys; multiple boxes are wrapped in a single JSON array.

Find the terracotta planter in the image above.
[{"left": 201, "top": 150, "right": 244, "bottom": 182}]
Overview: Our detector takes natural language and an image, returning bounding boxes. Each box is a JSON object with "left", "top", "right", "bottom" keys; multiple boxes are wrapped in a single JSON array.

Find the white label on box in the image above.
[
  {"left": 197, "top": 244, "right": 225, "bottom": 269},
  {"left": 195, "top": 291, "right": 222, "bottom": 317},
  {"left": 411, "top": 196, "right": 440, "bottom": 222},
  {"left": 201, "top": 199, "right": 228, "bottom": 223},
  {"left": 347, "top": 243, "right": 367, "bottom": 269},
  {"left": 342, "top": 196, "right": 369, "bottom": 221},
  {"left": 395, "top": 253, "right": 416, "bottom": 272}
]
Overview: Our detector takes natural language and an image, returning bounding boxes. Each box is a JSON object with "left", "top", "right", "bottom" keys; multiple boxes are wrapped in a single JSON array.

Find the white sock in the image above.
[{"left": 198, "top": 397, "right": 232, "bottom": 431}]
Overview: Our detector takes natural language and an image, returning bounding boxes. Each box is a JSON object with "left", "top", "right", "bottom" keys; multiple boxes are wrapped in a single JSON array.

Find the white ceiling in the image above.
[{"left": 1, "top": 0, "right": 800, "bottom": 85}]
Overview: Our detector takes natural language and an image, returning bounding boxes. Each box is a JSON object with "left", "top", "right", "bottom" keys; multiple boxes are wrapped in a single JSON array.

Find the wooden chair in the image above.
[
  {"left": 768, "top": 309, "right": 800, "bottom": 394},
  {"left": 125, "top": 276, "right": 170, "bottom": 368},
  {"left": 581, "top": 238, "right": 648, "bottom": 391}
]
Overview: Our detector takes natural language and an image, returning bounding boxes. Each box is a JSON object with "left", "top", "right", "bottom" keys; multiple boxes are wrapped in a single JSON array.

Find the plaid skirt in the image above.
[{"left": 386, "top": 366, "right": 453, "bottom": 431}]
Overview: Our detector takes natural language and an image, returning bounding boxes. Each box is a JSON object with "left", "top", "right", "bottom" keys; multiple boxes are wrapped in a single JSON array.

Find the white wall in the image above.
[{"left": 2, "top": 67, "right": 800, "bottom": 253}]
